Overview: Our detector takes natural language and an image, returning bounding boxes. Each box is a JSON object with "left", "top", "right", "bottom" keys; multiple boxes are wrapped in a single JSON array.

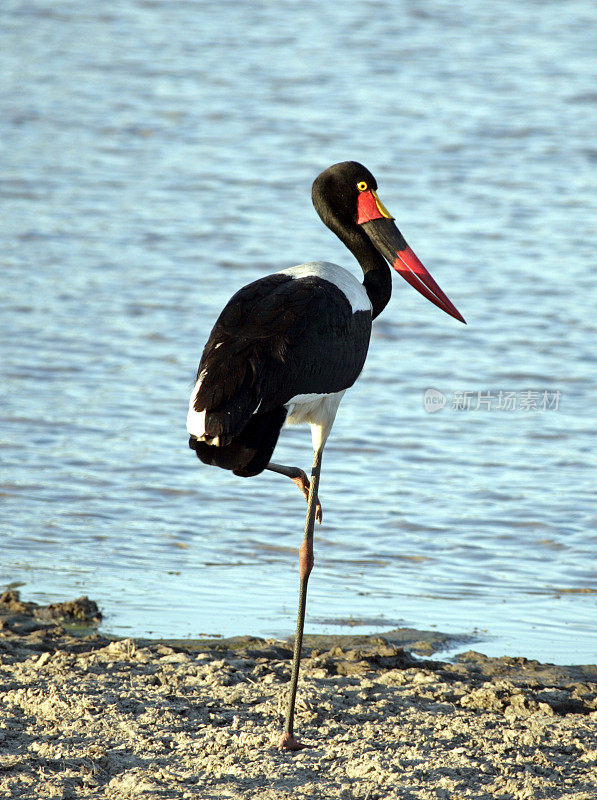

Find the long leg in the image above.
[
  {"left": 277, "top": 446, "right": 323, "bottom": 751},
  {"left": 266, "top": 462, "right": 322, "bottom": 524}
]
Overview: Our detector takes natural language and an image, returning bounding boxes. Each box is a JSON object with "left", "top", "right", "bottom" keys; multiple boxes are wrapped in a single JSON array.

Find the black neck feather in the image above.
[{"left": 317, "top": 205, "right": 392, "bottom": 320}]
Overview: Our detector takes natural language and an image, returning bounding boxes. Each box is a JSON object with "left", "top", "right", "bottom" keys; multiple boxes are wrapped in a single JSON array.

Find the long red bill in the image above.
[
  {"left": 393, "top": 245, "right": 466, "bottom": 324},
  {"left": 357, "top": 193, "right": 466, "bottom": 323}
]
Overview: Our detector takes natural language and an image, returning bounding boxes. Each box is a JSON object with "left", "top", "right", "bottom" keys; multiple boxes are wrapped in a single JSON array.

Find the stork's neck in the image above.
[
  {"left": 321, "top": 212, "right": 392, "bottom": 319},
  {"left": 361, "top": 258, "right": 392, "bottom": 320}
]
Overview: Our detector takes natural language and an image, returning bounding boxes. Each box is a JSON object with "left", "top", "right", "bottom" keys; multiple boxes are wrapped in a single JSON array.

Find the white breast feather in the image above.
[{"left": 285, "top": 390, "right": 346, "bottom": 450}]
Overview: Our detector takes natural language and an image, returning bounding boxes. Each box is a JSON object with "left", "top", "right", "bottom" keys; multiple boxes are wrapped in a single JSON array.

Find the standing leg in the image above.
[{"left": 277, "top": 446, "right": 323, "bottom": 751}]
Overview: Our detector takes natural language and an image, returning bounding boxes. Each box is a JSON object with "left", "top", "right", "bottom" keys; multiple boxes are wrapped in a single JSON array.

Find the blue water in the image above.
[{"left": 1, "top": 0, "right": 595, "bottom": 664}]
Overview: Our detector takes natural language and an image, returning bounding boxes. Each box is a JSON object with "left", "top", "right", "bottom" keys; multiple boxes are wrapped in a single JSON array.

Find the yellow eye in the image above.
[{"left": 357, "top": 181, "right": 368, "bottom": 192}]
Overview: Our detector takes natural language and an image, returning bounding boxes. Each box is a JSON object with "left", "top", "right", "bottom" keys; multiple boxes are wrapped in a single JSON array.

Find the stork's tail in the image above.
[{"left": 189, "top": 407, "right": 287, "bottom": 478}]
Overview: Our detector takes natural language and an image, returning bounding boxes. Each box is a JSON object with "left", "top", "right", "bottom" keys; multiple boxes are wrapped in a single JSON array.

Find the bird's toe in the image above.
[
  {"left": 315, "top": 498, "right": 323, "bottom": 524},
  {"left": 277, "top": 732, "right": 308, "bottom": 751}
]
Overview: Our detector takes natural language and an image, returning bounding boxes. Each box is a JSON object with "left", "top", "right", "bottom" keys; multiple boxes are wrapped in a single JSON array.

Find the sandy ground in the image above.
[{"left": 0, "top": 592, "right": 595, "bottom": 800}]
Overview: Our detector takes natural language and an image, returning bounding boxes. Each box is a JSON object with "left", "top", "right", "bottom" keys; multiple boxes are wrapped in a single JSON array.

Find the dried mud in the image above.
[{"left": 1, "top": 592, "right": 595, "bottom": 799}]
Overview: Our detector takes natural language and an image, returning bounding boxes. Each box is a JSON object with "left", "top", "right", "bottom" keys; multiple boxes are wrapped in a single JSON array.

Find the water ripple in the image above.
[{"left": 1, "top": 0, "right": 595, "bottom": 663}]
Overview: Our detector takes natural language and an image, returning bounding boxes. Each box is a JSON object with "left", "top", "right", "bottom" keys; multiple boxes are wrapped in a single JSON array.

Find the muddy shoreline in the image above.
[{"left": 1, "top": 592, "right": 595, "bottom": 799}]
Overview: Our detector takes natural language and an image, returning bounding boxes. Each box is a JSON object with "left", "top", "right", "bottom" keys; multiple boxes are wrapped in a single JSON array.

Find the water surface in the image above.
[{"left": 1, "top": 0, "right": 595, "bottom": 663}]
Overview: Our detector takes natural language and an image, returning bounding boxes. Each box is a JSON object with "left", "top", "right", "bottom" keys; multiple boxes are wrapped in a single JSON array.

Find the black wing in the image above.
[{"left": 192, "top": 272, "right": 372, "bottom": 442}]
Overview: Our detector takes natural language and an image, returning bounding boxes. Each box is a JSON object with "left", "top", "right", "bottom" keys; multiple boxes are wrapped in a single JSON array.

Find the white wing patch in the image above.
[
  {"left": 278, "top": 262, "right": 372, "bottom": 314},
  {"left": 186, "top": 371, "right": 207, "bottom": 438}
]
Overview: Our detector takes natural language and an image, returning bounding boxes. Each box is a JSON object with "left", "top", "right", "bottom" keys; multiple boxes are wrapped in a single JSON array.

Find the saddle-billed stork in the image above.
[{"left": 187, "top": 161, "right": 465, "bottom": 750}]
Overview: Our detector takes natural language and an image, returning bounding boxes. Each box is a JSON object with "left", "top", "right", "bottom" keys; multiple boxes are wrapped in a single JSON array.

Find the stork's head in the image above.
[{"left": 312, "top": 161, "right": 465, "bottom": 323}]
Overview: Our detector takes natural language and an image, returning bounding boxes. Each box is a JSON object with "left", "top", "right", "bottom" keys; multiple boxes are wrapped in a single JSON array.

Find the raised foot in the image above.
[
  {"left": 291, "top": 470, "right": 323, "bottom": 524},
  {"left": 277, "top": 732, "right": 308, "bottom": 751}
]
